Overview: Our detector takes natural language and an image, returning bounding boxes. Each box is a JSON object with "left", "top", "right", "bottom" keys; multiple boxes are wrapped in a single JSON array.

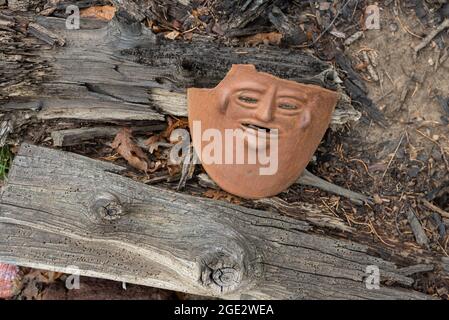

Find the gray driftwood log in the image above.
[
  {"left": 0, "top": 10, "right": 360, "bottom": 132},
  {"left": 0, "top": 144, "right": 433, "bottom": 299}
]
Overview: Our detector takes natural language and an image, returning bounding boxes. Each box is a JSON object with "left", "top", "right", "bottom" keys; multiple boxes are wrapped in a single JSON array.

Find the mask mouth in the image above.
[{"left": 241, "top": 122, "right": 273, "bottom": 134}]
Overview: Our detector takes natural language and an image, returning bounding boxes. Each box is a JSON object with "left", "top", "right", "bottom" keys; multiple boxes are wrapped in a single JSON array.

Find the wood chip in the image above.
[
  {"left": 27, "top": 22, "right": 65, "bottom": 46},
  {"left": 405, "top": 208, "right": 430, "bottom": 249},
  {"left": 80, "top": 5, "right": 116, "bottom": 21}
]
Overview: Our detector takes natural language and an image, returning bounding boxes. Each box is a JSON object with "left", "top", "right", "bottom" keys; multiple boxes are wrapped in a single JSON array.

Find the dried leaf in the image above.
[
  {"left": 183, "top": 32, "right": 193, "bottom": 41},
  {"left": 148, "top": 160, "right": 163, "bottom": 173},
  {"left": 162, "top": 117, "right": 189, "bottom": 139},
  {"left": 80, "top": 5, "right": 116, "bottom": 21},
  {"left": 172, "top": 20, "right": 182, "bottom": 30},
  {"left": 143, "top": 135, "right": 162, "bottom": 152},
  {"left": 354, "top": 61, "right": 369, "bottom": 71},
  {"left": 167, "top": 164, "right": 181, "bottom": 176},
  {"left": 111, "top": 128, "right": 149, "bottom": 172},
  {"left": 192, "top": 7, "right": 209, "bottom": 18},
  {"left": 165, "top": 30, "right": 181, "bottom": 40},
  {"left": 203, "top": 189, "right": 241, "bottom": 204},
  {"left": 242, "top": 32, "right": 282, "bottom": 46},
  {"left": 25, "top": 270, "right": 63, "bottom": 284}
]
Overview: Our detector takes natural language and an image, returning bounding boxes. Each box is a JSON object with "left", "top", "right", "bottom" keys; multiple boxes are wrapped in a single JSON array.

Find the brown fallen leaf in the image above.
[
  {"left": 167, "top": 164, "right": 181, "bottom": 177},
  {"left": 192, "top": 7, "right": 210, "bottom": 18},
  {"left": 165, "top": 30, "right": 181, "bottom": 40},
  {"left": 242, "top": 32, "right": 282, "bottom": 46},
  {"left": 80, "top": 5, "right": 116, "bottom": 21},
  {"left": 354, "top": 61, "right": 369, "bottom": 71},
  {"left": 24, "top": 269, "right": 63, "bottom": 284},
  {"left": 172, "top": 20, "right": 182, "bottom": 30},
  {"left": 111, "top": 128, "right": 149, "bottom": 172},
  {"left": 148, "top": 160, "right": 163, "bottom": 173},
  {"left": 203, "top": 189, "right": 241, "bottom": 204},
  {"left": 143, "top": 134, "right": 162, "bottom": 149},
  {"left": 183, "top": 32, "right": 193, "bottom": 41},
  {"left": 162, "top": 117, "right": 189, "bottom": 139}
]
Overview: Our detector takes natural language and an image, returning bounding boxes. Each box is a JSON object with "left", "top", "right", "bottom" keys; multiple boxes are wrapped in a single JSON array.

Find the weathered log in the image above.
[
  {"left": 268, "top": 5, "right": 307, "bottom": 45},
  {"left": 0, "top": 11, "right": 360, "bottom": 131},
  {"left": 0, "top": 144, "right": 435, "bottom": 299}
]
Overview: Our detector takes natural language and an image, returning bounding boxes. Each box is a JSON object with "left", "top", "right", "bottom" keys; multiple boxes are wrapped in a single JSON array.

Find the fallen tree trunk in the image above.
[
  {"left": 0, "top": 144, "right": 434, "bottom": 299},
  {"left": 1, "top": 10, "right": 360, "bottom": 137}
]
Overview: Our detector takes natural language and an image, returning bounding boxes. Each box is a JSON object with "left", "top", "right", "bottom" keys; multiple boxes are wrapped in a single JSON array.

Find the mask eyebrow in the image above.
[
  {"left": 276, "top": 86, "right": 309, "bottom": 103},
  {"left": 276, "top": 94, "right": 308, "bottom": 104},
  {"left": 233, "top": 81, "right": 269, "bottom": 93}
]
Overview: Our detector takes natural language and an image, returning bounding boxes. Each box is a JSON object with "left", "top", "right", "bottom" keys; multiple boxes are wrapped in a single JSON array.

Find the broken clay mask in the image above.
[{"left": 188, "top": 64, "right": 339, "bottom": 199}]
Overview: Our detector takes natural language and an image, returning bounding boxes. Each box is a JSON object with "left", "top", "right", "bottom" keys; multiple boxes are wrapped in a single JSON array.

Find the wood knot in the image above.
[
  {"left": 88, "top": 191, "right": 124, "bottom": 221},
  {"left": 200, "top": 250, "right": 244, "bottom": 294},
  {"left": 212, "top": 267, "right": 241, "bottom": 288}
]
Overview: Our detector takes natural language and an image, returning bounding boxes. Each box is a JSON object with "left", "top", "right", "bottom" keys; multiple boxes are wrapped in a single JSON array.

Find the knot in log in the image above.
[
  {"left": 200, "top": 250, "right": 245, "bottom": 294},
  {"left": 88, "top": 191, "right": 124, "bottom": 221},
  {"left": 212, "top": 267, "right": 242, "bottom": 288}
]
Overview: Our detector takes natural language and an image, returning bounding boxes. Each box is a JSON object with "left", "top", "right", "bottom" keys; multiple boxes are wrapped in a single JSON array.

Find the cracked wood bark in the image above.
[
  {"left": 0, "top": 144, "right": 434, "bottom": 299},
  {"left": 0, "top": 11, "right": 360, "bottom": 133}
]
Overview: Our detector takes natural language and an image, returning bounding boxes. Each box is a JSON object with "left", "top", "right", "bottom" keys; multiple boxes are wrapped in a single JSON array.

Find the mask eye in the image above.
[
  {"left": 238, "top": 96, "right": 258, "bottom": 104},
  {"left": 279, "top": 103, "right": 298, "bottom": 110}
]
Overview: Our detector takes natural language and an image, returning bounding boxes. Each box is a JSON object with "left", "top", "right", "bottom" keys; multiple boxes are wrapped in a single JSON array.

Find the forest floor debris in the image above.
[{"left": 1, "top": 0, "right": 449, "bottom": 299}]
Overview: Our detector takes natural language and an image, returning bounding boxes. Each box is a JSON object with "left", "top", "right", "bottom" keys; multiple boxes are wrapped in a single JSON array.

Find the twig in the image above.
[
  {"left": 297, "top": 169, "right": 372, "bottom": 205},
  {"left": 396, "top": 16, "right": 423, "bottom": 39},
  {"left": 421, "top": 199, "right": 449, "bottom": 219},
  {"left": 414, "top": 19, "right": 449, "bottom": 55},
  {"left": 368, "top": 219, "right": 396, "bottom": 247},
  {"left": 375, "top": 88, "right": 394, "bottom": 103},
  {"left": 405, "top": 207, "right": 430, "bottom": 249},
  {"left": 381, "top": 133, "right": 405, "bottom": 179}
]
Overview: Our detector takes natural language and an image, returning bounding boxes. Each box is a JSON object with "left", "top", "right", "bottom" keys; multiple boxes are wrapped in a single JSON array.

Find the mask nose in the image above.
[{"left": 254, "top": 87, "right": 277, "bottom": 123}]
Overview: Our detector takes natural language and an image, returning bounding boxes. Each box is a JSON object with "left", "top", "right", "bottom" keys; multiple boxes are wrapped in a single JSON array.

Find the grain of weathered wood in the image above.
[
  {"left": 51, "top": 124, "right": 166, "bottom": 147},
  {"left": 0, "top": 12, "right": 360, "bottom": 127},
  {"left": 0, "top": 144, "right": 434, "bottom": 299}
]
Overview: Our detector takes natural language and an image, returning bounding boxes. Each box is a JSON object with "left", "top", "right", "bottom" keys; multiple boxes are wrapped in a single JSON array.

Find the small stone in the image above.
[
  {"left": 428, "top": 58, "right": 434, "bottom": 66},
  {"left": 432, "top": 134, "right": 439, "bottom": 141}
]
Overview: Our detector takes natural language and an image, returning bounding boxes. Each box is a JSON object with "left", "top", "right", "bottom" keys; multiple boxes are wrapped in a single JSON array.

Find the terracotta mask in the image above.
[{"left": 188, "top": 64, "right": 339, "bottom": 199}]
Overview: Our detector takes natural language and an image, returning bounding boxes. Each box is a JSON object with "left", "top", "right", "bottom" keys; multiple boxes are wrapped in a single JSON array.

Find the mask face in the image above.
[{"left": 188, "top": 64, "right": 339, "bottom": 199}]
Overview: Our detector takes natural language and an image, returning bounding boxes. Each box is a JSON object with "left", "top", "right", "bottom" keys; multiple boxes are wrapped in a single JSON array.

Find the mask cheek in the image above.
[
  {"left": 298, "top": 109, "right": 311, "bottom": 129},
  {"left": 217, "top": 89, "right": 231, "bottom": 114}
]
